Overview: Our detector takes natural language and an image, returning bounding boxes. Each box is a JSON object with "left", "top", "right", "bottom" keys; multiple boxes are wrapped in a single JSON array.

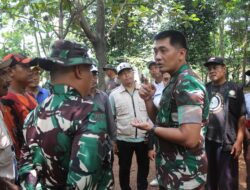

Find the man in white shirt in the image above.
[
  {"left": 148, "top": 61, "right": 165, "bottom": 109},
  {"left": 109, "top": 62, "right": 149, "bottom": 190}
]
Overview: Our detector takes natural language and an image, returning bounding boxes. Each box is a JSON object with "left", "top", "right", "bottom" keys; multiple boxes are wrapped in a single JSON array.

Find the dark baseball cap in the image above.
[
  {"left": 103, "top": 64, "right": 117, "bottom": 73},
  {"left": 147, "top": 61, "right": 157, "bottom": 69},
  {"left": 33, "top": 40, "right": 93, "bottom": 71},
  {"left": 204, "top": 57, "right": 225, "bottom": 67},
  {"left": 2, "top": 53, "right": 34, "bottom": 68}
]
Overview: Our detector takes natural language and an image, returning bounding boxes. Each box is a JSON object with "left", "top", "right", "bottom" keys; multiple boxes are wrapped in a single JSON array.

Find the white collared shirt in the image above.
[{"left": 152, "top": 81, "right": 165, "bottom": 109}]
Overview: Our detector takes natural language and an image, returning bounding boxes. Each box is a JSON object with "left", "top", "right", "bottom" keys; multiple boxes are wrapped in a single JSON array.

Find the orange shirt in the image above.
[{"left": 1, "top": 92, "right": 37, "bottom": 158}]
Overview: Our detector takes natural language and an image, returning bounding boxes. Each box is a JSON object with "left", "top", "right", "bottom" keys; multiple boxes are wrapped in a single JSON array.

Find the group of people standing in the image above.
[{"left": 0, "top": 29, "right": 249, "bottom": 190}]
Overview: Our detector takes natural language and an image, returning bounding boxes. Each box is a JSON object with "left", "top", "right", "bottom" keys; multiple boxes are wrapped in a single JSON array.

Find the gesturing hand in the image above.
[
  {"left": 131, "top": 118, "right": 153, "bottom": 131},
  {"left": 139, "top": 81, "right": 156, "bottom": 102}
]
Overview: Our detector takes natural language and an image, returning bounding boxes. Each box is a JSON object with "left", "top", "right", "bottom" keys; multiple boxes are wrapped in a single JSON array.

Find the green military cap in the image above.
[
  {"left": 103, "top": 64, "right": 117, "bottom": 73},
  {"left": 33, "top": 40, "right": 93, "bottom": 71}
]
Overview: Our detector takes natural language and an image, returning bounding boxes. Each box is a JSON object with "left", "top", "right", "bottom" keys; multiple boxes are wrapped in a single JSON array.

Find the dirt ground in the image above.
[{"left": 113, "top": 153, "right": 247, "bottom": 190}]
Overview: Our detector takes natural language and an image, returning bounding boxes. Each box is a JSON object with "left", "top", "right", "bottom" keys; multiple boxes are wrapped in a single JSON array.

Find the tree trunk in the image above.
[
  {"left": 93, "top": 38, "right": 107, "bottom": 90},
  {"left": 59, "top": 0, "right": 64, "bottom": 39},
  {"left": 219, "top": 17, "right": 225, "bottom": 57}
]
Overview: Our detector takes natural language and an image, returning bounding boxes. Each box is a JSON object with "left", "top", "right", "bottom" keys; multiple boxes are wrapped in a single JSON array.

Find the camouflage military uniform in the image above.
[
  {"left": 155, "top": 64, "right": 209, "bottom": 189},
  {"left": 19, "top": 84, "right": 113, "bottom": 190}
]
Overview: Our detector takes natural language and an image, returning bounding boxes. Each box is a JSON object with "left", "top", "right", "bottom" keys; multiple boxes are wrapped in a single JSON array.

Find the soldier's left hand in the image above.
[
  {"left": 230, "top": 141, "right": 242, "bottom": 159},
  {"left": 131, "top": 118, "right": 153, "bottom": 131}
]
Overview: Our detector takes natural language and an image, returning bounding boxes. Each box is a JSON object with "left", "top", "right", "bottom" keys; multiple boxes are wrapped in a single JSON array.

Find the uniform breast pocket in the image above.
[{"left": 116, "top": 104, "right": 129, "bottom": 116}]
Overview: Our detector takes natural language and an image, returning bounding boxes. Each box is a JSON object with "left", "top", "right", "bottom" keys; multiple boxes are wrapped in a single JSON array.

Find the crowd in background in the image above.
[{"left": 0, "top": 30, "right": 250, "bottom": 190}]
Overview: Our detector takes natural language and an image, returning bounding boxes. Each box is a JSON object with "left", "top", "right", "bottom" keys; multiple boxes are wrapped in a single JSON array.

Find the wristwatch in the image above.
[{"left": 149, "top": 125, "right": 157, "bottom": 134}]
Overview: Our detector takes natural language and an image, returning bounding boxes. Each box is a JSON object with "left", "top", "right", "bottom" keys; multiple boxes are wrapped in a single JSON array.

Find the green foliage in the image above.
[{"left": 0, "top": 0, "right": 249, "bottom": 84}]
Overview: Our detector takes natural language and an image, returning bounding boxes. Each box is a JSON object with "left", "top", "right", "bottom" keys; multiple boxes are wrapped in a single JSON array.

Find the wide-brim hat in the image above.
[
  {"left": 34, "top": 40, "right": 93, "bottom": 71},
  {"left": 204, "top": 57, "right": 225, "bottom": 67},
  {"left": 117, "top": 62, "right": 132, "bottom": 74}
]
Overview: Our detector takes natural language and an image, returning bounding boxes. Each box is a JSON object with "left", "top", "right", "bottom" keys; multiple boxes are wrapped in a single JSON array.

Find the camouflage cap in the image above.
[
  {"left": 34, "top": 40, "right": 93, "bottom": 71},
  {"left": 103, "top": 64, "right": 117, "bottom": 73}
]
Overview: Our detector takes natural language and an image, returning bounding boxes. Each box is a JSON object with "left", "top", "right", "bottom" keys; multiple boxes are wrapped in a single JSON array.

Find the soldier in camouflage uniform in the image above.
[
  {"left": 132, "top": 30, "right": 209, "bottom": 190},
  {"left": 103, "top": 64, "right": 119, "bottom": 95},
  {"left": 88, "top": 64, "right": 116, "bottom": 167},
  {"left": 19, "top": 40, "right": 114, "bottom": 190}
]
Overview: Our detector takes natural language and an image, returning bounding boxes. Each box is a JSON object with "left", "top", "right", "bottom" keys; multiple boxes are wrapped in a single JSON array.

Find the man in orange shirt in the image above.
[{"left": 1, "top": 53, "right": 37, "bottom": 158}]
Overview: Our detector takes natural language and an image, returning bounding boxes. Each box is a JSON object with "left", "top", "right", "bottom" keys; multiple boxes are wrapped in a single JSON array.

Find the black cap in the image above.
[
  {"left": 204, "top": 57, "right": 224, "bottom": 67},
  {"left": 147, "top": 61, "right": 156, "bottom": 69}
]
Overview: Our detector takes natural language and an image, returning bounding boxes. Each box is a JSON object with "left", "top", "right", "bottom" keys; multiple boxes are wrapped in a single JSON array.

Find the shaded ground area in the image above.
[{"left": 113, "top": 153, "right": 247, "bottom": 190}]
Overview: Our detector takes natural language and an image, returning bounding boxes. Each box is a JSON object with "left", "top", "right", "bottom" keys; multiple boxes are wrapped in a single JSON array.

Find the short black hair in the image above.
[{"left": 154, "top": 30, "right": 187, "bottom": 50}]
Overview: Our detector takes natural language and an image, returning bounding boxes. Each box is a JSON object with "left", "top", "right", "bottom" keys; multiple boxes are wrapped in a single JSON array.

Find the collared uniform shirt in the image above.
[
  {"left": 19, "top": 84, "right": 113, "bottom": 190},
  {"left": 87, "top": 89, "right": 116, "bottom": 142},
  {"left": 109, "top": 83, "right": 148, "bottom": 142},
  {"left": 156, "top": 64, "right": 209, "bottom": 189}
]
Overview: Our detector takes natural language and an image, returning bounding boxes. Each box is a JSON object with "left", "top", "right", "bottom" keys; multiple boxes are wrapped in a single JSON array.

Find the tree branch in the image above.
[
  {"left": 62, "top": 15, "right": 75, "bottom": 39},
  {"left": 106, "top": 0, "right": 127, "bottom": 38},
  {"left": 83, "top": 0, "right": 95, "bottom": 9},
  {"left": 74, "top": 0, "right": 97, "bottom": 43},
  {"left": 37, "top": 24, "right": 48, "bottom": 56},
  {"left": 96, "top": 0, "right": 105, "bottom": 39}
]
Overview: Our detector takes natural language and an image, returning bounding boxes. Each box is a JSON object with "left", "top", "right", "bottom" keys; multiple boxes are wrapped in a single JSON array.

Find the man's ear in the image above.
[
  {"left": 74, "top": 65, "right": 82, "bottom": 79},
  {"left": 74, "top": 65, "right": 92, "bottom": 79},
  {"left": 178, "top": 48, "right": 187, "bottom": 60}
]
